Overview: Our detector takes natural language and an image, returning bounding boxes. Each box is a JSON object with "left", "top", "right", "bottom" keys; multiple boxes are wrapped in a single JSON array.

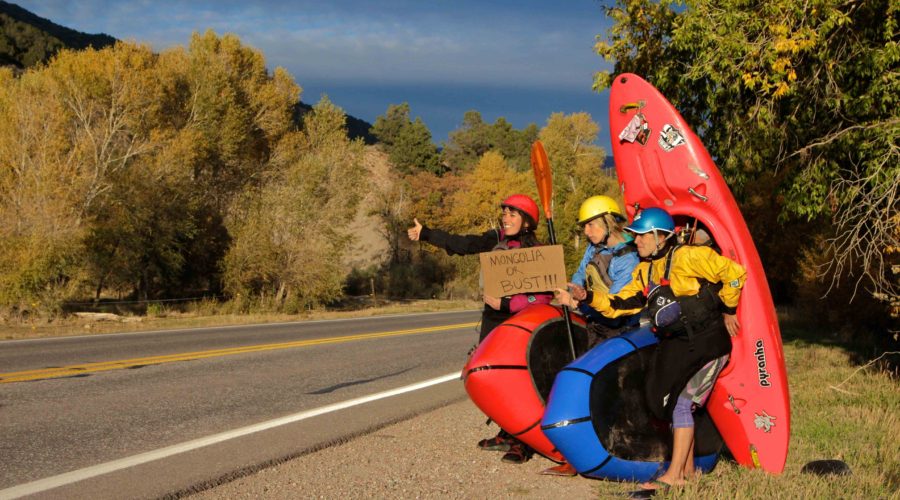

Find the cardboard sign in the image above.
[{"left": 479, "top": 245, "right": 567, "bottom": 297}]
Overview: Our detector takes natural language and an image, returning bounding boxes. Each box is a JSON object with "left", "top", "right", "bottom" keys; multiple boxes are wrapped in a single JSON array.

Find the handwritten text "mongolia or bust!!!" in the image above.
[{"left": 479, "top": 245, "right": 567, "bottom": 298}]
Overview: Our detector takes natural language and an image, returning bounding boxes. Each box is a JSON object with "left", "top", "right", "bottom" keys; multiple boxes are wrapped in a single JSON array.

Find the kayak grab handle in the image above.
[
  {"left": 688, "top": 187, "right": 708, "bottom": 202},
  {"left": 619, "top": 100, "right": 646, "bottom": 113}
]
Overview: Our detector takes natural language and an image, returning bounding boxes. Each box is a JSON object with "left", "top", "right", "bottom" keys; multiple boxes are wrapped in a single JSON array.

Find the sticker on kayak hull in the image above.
[
  {"left": 750, "top": 445, "right": 761, "bottom": 468},
  {"left": 658, "top": 124, "right": 686, "bottom": 151},
  {"left": 619, "top": 113, "right": 651, "bottom": 145},
  {"left": 754, "top": 411, "right": 776, "bottom": 433}
]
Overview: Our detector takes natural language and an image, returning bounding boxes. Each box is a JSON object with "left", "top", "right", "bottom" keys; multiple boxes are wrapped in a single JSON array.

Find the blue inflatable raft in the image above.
[{"left": 541, "top": 327, "right": 722, "bottom": 482}]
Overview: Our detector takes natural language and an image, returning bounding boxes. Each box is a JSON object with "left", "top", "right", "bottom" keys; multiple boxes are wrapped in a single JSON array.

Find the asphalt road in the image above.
[{"left": 0, "top": 310, "right": 482, "bottom": 499}]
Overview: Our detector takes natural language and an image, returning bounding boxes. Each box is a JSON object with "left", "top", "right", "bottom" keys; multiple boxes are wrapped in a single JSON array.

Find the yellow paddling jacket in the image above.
[{"left": 587, "top": 245, "right": 747, "bottom": 318}]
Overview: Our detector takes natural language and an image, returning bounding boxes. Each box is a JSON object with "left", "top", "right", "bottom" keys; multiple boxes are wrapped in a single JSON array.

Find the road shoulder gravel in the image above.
[{"left": 189, "top": 397, "right": 638, "bottom": 498}]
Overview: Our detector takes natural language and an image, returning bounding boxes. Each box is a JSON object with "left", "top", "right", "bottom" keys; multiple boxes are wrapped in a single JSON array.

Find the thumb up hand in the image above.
[{"left": 407, "top": 218, "right": 423, "bottom": 241}]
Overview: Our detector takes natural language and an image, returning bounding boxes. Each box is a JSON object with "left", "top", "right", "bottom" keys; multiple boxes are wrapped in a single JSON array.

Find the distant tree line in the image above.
[
  {"left": 360, "top": 104, "right": 618, "bottom": 303},
  {"left": 0, "top": 29, "right": 621, "bottom": 318},
  {"left": 0, "top": 32, "right": 368, "bottom": 314},
  {"left": 369, "top": 103, "right": 543, "bottom": 176}
]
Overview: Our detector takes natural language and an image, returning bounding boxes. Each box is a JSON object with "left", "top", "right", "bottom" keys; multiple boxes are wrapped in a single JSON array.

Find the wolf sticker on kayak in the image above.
[{"left": 658, "top": 124, "right": 686, "bottom": 151}]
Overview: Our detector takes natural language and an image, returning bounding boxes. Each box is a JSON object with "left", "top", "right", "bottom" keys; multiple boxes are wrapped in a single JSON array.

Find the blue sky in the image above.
[{"left": 15, "top": 0, "right": 616, "bottom": 151}]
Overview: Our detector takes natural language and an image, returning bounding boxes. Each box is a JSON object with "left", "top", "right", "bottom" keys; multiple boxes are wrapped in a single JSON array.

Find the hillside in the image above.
[
  {"left": 0, "top": 1, "right": 375, "bottom": 143},
  {"left": 0, "top": 0, "right": 116, "bottom": 67},
  {"left": 342, "top": 146, "right": 393, "bottom": 270}
]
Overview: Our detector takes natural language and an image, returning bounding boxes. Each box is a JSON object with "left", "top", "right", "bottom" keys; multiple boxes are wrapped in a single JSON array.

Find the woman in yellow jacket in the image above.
[{"left": 556, "top": 207, "right": 746, "bottom": 492}]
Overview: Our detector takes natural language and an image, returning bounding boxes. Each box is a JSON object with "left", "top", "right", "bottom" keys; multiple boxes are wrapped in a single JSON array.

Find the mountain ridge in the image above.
[{"left": 0, "top": 0, "right": 116, "bottom": 67}]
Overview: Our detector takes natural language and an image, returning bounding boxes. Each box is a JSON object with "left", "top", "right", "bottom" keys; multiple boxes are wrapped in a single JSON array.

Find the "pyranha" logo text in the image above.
[{"left": 755, "top": 339, "right": 771, "bottom": 387}]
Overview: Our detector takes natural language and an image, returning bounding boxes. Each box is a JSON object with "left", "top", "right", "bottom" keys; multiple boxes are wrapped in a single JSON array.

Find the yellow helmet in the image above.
[{"left": 577, "top": 196, "right": 623, "bottom": 225}]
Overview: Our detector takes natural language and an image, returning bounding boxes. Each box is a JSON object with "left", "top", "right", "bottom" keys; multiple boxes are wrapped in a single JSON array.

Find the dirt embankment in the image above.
[{"left": 343, "top": 146, "right": 394, "bottom": 271}]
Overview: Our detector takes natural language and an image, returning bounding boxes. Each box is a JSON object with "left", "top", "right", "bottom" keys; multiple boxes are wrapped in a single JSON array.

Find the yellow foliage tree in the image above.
[
  {"left": 0, "top": 31, "right": 362, "bottom": 314},
  {"left": 445, "top": 151, "right": 535, "bottom": 233},
  {"left": 0, "top": 42, "right": 163, "bottom": 308},
  {"left": 413, "top": 151, "right": 536, "bottom": 297},
  {"left": 538, "top": 113, "right": 618, "bottom": 271},
  {"left": 222, "top": 96, "right": 366, "bottom": 309}
]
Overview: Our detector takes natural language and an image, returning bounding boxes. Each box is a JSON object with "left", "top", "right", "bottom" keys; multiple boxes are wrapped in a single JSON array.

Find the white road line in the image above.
[{"left": 0, "top": 372, "right": 461, "bottom": 499}]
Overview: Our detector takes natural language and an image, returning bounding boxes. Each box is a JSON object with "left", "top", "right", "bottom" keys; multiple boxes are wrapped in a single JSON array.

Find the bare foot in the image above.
[
  {"left": 639, "top": 474, "right": 689, "bottom": 490},
  {"left": 637, "top": 478, "right": 672, "bottom": 490}
]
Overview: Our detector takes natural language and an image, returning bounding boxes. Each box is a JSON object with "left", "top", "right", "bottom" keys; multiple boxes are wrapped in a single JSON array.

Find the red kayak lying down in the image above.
[{"left": 462, "top": 304, "right": 588, "bottom": 461}]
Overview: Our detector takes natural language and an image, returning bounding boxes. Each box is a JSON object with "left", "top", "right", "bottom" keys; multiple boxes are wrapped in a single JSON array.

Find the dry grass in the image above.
[
  {"left": 0, "top": 299, "right": 481, "bottom": 340},
  {"left": 611, "top": 319, "right": 900, "bottom": 499}
]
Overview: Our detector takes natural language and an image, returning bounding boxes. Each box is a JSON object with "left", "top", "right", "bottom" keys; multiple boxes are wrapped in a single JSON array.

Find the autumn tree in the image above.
[
  {"left": 0, "top": 62, "right": 81, "bottom": 309},
  {"left": 370, "top": 102, "right": 441, "bottom": 175},
  {"left": 0, "top": 31, "right": 337, "bottom": 313},
  {"left": 444, "top": 151, "right": 534, "bottom": 231},
  {"left": 0, "top": 42, "right": 164, "bottom": 308},
  {"left": 441, "top": 110, "right": 538, "bottom": 173},
  {"left": 594, "top": 0, "right": 899, "bottom": 319},
  {"left": 539, "top": 112, "right": 617, "bottom": 271},
  {"left": 222, "top": 96, "right": 366, "bottom": 309},
  {"left": 361, "top": 168, "right": 460, "bottom": 299},
  {"left": 420, "top": 151, "right": 534, "bottom": 296}
]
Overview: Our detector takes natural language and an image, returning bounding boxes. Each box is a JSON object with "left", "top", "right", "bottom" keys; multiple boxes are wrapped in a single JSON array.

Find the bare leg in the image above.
[
  {"left": 639, "top": 426, "right": 693, "bottom": 489},
  {"left": 684, "top": 434, "right": 697, "bottom": 479}
]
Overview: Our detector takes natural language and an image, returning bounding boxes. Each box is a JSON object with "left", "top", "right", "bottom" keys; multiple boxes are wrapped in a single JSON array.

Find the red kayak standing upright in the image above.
[{"left": 608, "top": 73, "right": 790, "bottom": 473}]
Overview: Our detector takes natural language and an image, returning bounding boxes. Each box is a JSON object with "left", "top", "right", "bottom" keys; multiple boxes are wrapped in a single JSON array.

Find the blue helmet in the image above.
[{"left": 626, "top": 207, "right": 675, "bottom": 234}]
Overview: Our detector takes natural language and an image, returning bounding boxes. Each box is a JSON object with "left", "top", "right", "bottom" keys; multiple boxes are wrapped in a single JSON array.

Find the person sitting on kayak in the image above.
[
  {"left": 541, "top": 195, "right": 641, "bottom": 477},
  {"left": 555, "top": 207, "right": 745, "bottom": 490},
  {"left": 407, "top": 193, "right": 552, "bottom": 465},
  {"left": 568, "top": 195, "right": 641, "bottom": 342}
]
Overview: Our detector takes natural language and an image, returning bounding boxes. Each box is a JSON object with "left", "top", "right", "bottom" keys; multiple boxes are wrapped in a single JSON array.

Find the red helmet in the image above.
[{"left": 500, "top": 194, "right": 540, "bottom": 227}]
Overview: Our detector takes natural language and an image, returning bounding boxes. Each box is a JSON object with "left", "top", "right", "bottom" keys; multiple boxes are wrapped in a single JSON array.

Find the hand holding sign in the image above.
[{"left": 483, "top": 294, "right": 501, "bottom": 310}]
